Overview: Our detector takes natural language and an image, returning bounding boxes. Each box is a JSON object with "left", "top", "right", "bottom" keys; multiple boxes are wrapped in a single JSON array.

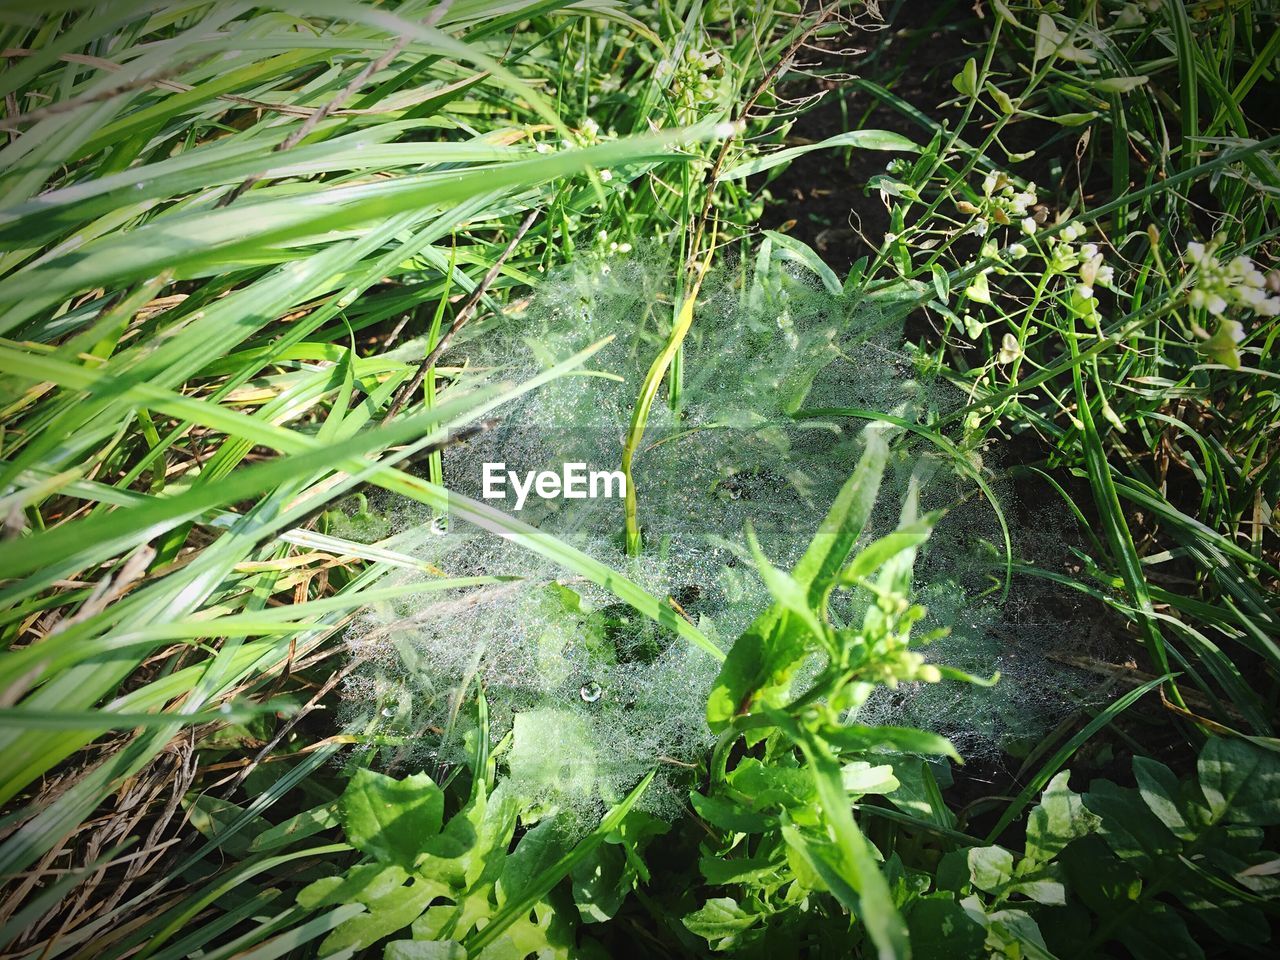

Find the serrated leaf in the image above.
[{"left": 341, "top": 768, "right": 445, "bottom": 869}]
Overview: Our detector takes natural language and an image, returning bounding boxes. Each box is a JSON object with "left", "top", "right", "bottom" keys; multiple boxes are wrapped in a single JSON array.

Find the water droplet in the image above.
[
  {"left": 579, "top": 680, "right": 602, "bottom": 703},
  {"left": 380, "top": 707, "right": 394, "bottom": 718}
]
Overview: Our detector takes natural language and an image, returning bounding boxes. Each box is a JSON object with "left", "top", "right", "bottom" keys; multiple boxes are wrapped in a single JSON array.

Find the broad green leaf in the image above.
[
  {"left": 689, "top": 791, "right": 771, "bottom": 834},
  {"left": 498, "top": 816, "right": 566, "bottom": 907},
  {"left": 886, "top": 756, "right": 956, "bottom": 828},
  {"left": 907, "top": 896, "right": 986, "bottom": 960},
  {"left": 1197, "top": 736, "right": 1280, "bottom": 826},
  {"left": 682, "top": 897, "right": 759, "bottom": 947},
  {"left": 705, "top": 606, "right": 808, "bottom": 731},
  {"left": 1084, "top": 780, "right": 1181, "bottom": 868},
  {"left": 571, "top": 843, "right": 630, "bottom": 923},
  {"left": 967, "top": 846, "right": 1014, "bottom": 894},
  {"left": 1132, "top": 758, "right": 1199, "bottom": 841},
  {"left": 841, "top": 761, "right": 900, "bottom": 797},
  {"left": 1025, "top": 771, "right": 1100, "bottom": 862},
  {"left": 318, "top": 870, "right": 446, "bottom": 956},
  {"left": 509, "top": 709, "right": 598, "bottom": 801},
  {"left": 341, "top": 768, "right": 445, "bottom": 869},
  {"left": 464, "top": 772, "right": 654, "bottom": 954}
]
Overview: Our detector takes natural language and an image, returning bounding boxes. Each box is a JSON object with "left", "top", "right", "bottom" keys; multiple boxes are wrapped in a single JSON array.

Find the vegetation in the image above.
[{"left": 0, "top": 0, "right": 1277, "bottom": 957}]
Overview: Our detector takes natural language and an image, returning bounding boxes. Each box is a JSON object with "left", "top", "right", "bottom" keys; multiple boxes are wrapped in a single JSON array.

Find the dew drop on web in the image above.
[{"left": 579, "top": 680, "right": 602, "bottom": 703}]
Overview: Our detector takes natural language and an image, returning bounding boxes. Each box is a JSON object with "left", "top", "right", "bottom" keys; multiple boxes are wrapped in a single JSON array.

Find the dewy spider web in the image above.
[{"left": 338, "top": 247, "right": 1101, "bottom": 819}]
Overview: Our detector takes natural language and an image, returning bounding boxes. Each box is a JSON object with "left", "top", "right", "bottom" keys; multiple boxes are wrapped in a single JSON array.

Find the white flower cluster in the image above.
[
  {"left": 653, "top": 45, "right": 723, "bottom": 117},
  {"left": 958, "top": 171, "right": 1040, "bottom": 237},
  {"left": 1185, "top": 241, "right": 1279, "bottom": 317}
]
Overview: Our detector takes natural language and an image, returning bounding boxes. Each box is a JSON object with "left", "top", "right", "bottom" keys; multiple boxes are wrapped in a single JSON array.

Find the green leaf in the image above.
[
  {"left": 1085, "top": 780, "right": 1181, "bottom": 868},
  {"left": 907, "top": 896, "right": 986, "bottom": 960},
  {"left": 841, "top": 761, "right": 900, "bottom": 797},
  {"left": 418, "top": 783, "right": 519, "bottom": 890},
  {"left": 1132, "top": 757, "right": 1199, "bottom": 841},
  {"left": 1060, "top": 834, "right": 1143, "bottom": 919},
  {"left": 838, "top": 520, "right": 937, "bottom": 587},
  {"left": 793, "top": 428, "right": 890, "bottom": 600},
  {"left": 499, "top": 816, "right": 567, "bottom": 907},
  {"left": 952, "top": 58, "right": 978, "bottom": 97},
  {"left": 762, "top": 230, "right": 843, "bottom": 295},
  {"left": 698, "top": 853, "right": 782, "bottom": 886},
  {"left": 885, "top": 756, "right": 956, "bottom": 829},
  {"left": 1094, "top": 76, "right": 1149, "bottom": 93},
  {"left": 1197, "top": 736, "right": 1280, "bottom": 826},
  {"left": 341, "top": 768, "right": 445, "bottom": 869},
  {"left": 300, "top": 865, "right": 447, "bottom": 956},
  {"left": 683, "top": 897, "right": 759, "bottom": 947},
  {"left": 464, "top": 772, "right": 653, "bottom": 955},
  {"left": 1025, "top": 771, "right": 1100, "bottom": 862},
  {"left": 385, "top": 941, "right": 467, "bottom": 960},
  {"left": 509, "top": 709, "right": 598, "bottom": 800},
  {"left": 718, "top": 130, "right": 919, "bottom": 181},
  {"left": 1117, "top": 902, "right": 1206, "bottom": 960},
  {"left": 689, "top": 791, "right": 772, "bottom": 834},
  {"left": 967, "top": 846, "right": 1015, "bottom": 894},
  {"left": 705, "top": 606, "right": 809, "bottom": 731},
  {"left": 824, "top": 723, "right": 960, "bottom": 762},
  {"left": 746, "top": 527, "right": 827, "bottom": 647},
  {"left": 571, "top": 843, "right": 630, "bottom": 923},
  {"left": 929, "top": 264, "right": 950, "bottom": 304}
]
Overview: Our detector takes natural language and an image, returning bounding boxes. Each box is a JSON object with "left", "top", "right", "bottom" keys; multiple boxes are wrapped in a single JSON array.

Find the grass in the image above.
[{"left": 0, "top": 0, "right": 1277, "bottom": 957}]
